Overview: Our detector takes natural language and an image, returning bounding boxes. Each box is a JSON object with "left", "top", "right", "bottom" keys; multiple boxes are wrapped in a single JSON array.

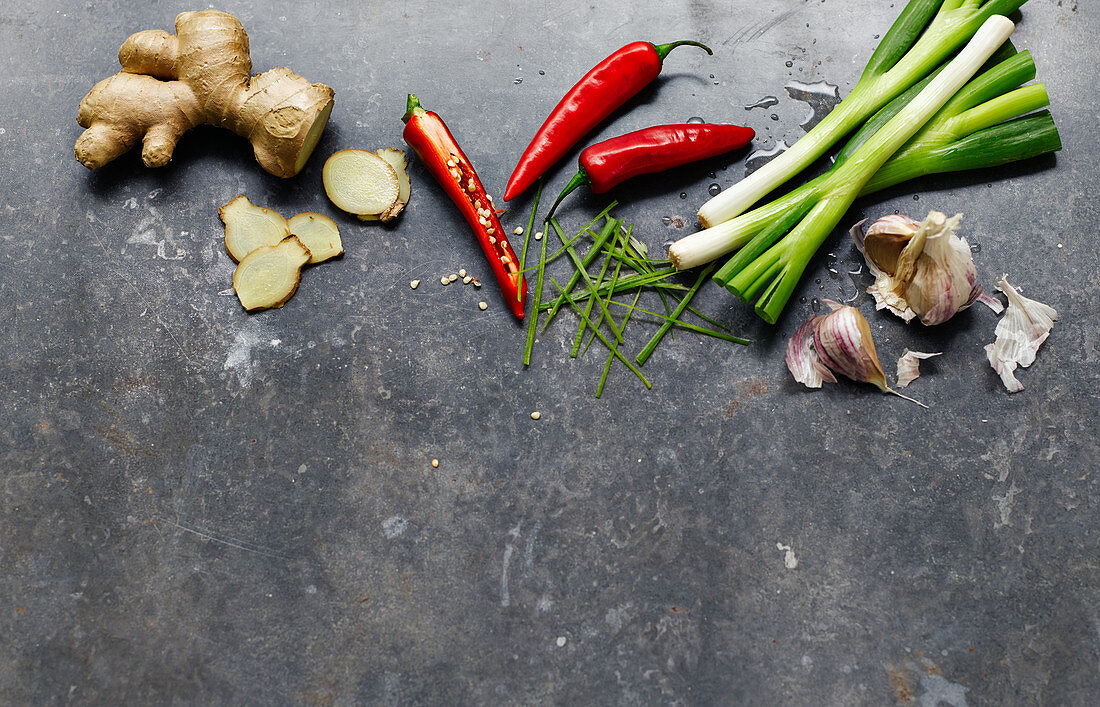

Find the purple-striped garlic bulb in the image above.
[{"left": 851, "top": 211, "right": 982, "bottom": 325}]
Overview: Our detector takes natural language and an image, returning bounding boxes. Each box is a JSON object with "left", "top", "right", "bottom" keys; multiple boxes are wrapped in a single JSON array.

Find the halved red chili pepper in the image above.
[
  {"left": 544, "top": 123, "right": 756, "bottom": 218},
  {"left": 503, "top": 40, "right": 713, "bottom": 203},
  {"left": 402, "top": 94, "right": 526, "bottom": 319}
]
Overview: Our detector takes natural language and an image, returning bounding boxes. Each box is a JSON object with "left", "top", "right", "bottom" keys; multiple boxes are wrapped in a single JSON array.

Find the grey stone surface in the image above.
[{"left": 1, "top": 0, "right": 1097, "bottom": 704}]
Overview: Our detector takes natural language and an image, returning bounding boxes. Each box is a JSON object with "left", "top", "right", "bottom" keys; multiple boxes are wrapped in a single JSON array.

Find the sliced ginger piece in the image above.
[
  {"left": 220, "top": 195, "right": 291, "bottom": 262},
  {"left": 323, "top": 149, "right": 400, "bottom": 218},
  {"left": 232, "top": 236, "right": 311, "bottom": 311},
  {"left": 374, "top": 147, "right": 410, "bottom": 222},
  {"left": 288, "top": 212, "right": 343, "bottom": 263}
]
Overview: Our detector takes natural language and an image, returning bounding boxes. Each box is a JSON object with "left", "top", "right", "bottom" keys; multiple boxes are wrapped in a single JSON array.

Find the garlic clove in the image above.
[
  {"left": 862, "top": 213, "right": 920, "bottom": 276},
  {"left": 896, "top": 349, "right": 942, "bottom": 388},
  {"left": 812, "top": 301, "right": 890, "bottom": 392},
  {"left": 984, "top": 276, "right": 1057, "bottom": 393}
]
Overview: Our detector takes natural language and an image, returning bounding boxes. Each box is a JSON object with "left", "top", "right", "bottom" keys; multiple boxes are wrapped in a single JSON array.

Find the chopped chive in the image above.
[
  {"left": 541, "top": 217, "right": 619, "bottom": 328},
  {"left": 516, "top": 181, "right": 543, "bottom": 298},
  {"left": 608, "top": 300, "right": 750, "bottom": 345},
  {"left": 571, "top": 223, "right": 616, "bottom": 358},
  {"left": 523, "top": 201, "right": 550, "bottom": 367},
  {"left": 551, "top": 218, "right": 623, "bottom": 344},
  {"left": 636, "top": 263, "right": 716, "bottom": 366},
  {"left": 549, "top": 278, "right": 650, "bottom": 390},
  {"left": 596, "top": 287, "right": 642, "bottom": 398}
]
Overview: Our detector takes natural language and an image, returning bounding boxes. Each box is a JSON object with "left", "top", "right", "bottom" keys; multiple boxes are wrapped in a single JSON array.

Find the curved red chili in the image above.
[
  {"left": 503, "top": 40, "right": 713, "bottom": 203},
  {"left": 545, "top": 123, "right": 756, "bottom": 219},
  {"left": 401, "top": 94, "right": 526, "bottom": 319}
]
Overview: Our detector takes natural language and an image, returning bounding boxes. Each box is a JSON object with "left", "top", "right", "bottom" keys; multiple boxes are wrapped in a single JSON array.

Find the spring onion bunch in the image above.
[{"left": 696, "top": 0, "right": 1030, "bottom": 229}]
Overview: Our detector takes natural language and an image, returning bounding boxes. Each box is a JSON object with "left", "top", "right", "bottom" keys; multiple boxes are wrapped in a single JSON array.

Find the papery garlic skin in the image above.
[
  {"left": 896, "top": 349, "right": 942, "bottom": 388},
  {"left": 785, "top": 314, "right": 837, "bottom": 388},
  {"left": 984, "top": 276, "right": 1057, "bottom": 393},
  {"left": 852, "top": 211, "right": 982, "bottom": 325}
]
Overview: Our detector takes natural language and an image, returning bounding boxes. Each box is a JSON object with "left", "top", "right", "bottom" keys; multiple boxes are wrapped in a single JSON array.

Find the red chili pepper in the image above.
[
  {"left": 402, "top": 94, "right": 526, "bottom": 319},
  {"left": 545, "top": 123, "right": 756, "bottom": 218},
  {"left": 503, "top": 40, "right": 713, "bottom": 203}
]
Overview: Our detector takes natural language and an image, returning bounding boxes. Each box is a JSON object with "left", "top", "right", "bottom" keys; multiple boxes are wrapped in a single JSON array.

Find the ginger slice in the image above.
[
  {"left": 232, "top": 236, "right": 311, "bottom": 311},
  {"left": 288, "top": 212, "right": 342, "bottom": 264},
  {"left": 374, "top": 147, "right": 410, "bottom": 222},
  {"left": 220, "top": 195, "right": 291, "bottom": 262},
  {"left": 323, "top": 149, "right": 400, "bottom": 218}
]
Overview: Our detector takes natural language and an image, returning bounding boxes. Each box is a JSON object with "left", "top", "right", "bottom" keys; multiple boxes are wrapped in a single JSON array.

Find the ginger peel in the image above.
[{"left": 76, "top": 10, "right": 335, "bottom": 178}]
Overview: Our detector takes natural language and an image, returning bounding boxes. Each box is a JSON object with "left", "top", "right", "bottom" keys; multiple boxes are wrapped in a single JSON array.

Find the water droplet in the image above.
[
  {"left": 827, "top": 267, "right": 841, "bottom": 280},
  {"left": 814, "top": 279, "right": 821, "bottom": 284},
  {"left": 707, "top": 183, "right": 722, "bottom": 196},
  {"left": 770, "top": 114, "right": 779, "bottom": 121},
  {"left": 970, "top": 242, "right": 982, "bottom": 253},
  {"left": 538, "top": 70, "right": 545, "bottom": 75},
  {"left": 744, "top": 96, "right": 779, "bottom": 111},
  {"left": 784, "top": 79, "right": 841, "bottom": 132},
  {"left": 709, "top": 74, "right": 715, "bottom": 79},
  {"left": 800, "top": 297, "right": 807, "bottom": 303},
  {"left": 913, "top": 194, "right": 920, "bottom": 200},
  {"left": 708, "top": 172, "right": 716, "bottom": 179},
  {"left": 687, "top": 116, "right": 705, "bottom": 124},
  {"left": 874, "top": 34, "right": 880, "bottom": 39},
  {"left": 513, "top": 77, "right": 523, "bottom": 85},
  {"left": 785, "top": 60, "right": 794, "bottom": 68},
  {"left": 679, "top": 192, "right": 688, "bottom": 199},
  {"left": 811, "top": 298, "right": 821, "bottom": 312},
  {"left": 661, "top": 216, "right": 672, "bottom": 226},
  {"left": 744, "top": 140, "right": 790, "bottom": 176}
]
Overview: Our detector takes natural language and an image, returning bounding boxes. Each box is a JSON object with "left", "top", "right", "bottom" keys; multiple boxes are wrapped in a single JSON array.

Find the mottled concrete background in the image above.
[{"left": 1, "top": 0, "right": 1096, "bottom": 704}]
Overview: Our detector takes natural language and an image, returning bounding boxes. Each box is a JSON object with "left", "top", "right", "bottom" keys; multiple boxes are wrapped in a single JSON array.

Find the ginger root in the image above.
[{"left": 75, "top": 10, "right": 335, "bottom": 178}]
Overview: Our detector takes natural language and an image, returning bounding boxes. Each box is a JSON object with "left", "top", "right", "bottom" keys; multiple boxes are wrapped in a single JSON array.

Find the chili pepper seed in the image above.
[
  {"left": 534, "top": 231, "right": 543, "bottom": 240},
  {"left": 449, "top": 274, "right": 459, "bottom": 282},
  {"left": 431, "top": 458, "right": 440, "bottom": 468},
  {"left": 459, "top": 269, "right": 467, "bottom": 277},
  {"left": 463, "top": 276, "right": 472, "bottom": 284},
  {"left": 440, "top": 276, "right": 449, "bottom": 286},
  {"left": 478, "top": 301, "right": 488, "bottom": 310},
  {"left": 410, "top": 279, "right": 420, "bottom": 289},
  {"left": 530, "top": 411, "right": 541, "bottom": 420},
  {"left": 513, "top": 226, "right": 524, "bottom": 236}
]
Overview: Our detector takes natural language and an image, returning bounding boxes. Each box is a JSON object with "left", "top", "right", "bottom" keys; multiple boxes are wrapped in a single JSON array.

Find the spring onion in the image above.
[{"left": 696, "top": 0, "right": 1030, "bottom": 229}]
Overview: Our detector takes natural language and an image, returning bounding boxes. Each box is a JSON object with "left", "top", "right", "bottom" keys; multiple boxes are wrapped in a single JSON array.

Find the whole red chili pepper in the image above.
[
  {"left": 503, "top": 40, "right": 713, "bottom": 203},
  {"left": 402, "top": 94, "right": 526, "bottom": 319},
  {"left": 544, "top": 123, "right": 756, "bottom": 219}
]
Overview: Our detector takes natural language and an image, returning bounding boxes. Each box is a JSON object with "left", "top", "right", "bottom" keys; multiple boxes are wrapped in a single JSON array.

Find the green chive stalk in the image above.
[
  {"left": 709, "top": 17, "right": 1018, "bottom": 323},
  {"left": 697, "top": 0, "right": 1030, "bottom": 229}
]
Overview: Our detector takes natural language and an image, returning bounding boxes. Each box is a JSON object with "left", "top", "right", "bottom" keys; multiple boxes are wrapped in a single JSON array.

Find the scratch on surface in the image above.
[
  {"left": 524, "top": 520, "right": 541, "bottom": 573},
  {"left": 162, "top": 517, "right": 289, "bottom": 560},
  {"left": 722, "top": 6, "right": 803, "bottom": 46},
  {"left": 84, "top": 210, "right": 194, "bottom": 365},
  {"left": 992, "top": 482, "right": 1022, "bottom": 529},
  {"left": 500, "top": 521, "right": 522, "bottom": 607}
]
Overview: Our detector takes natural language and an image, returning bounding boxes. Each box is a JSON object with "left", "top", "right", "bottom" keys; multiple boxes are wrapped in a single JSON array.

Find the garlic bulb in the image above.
[
  {"left": 851, "top": 211, "right": 983, "bottom": 325},
  {"left": 985, "top": 276, "right": 1057, "bottom": 393},
  {"left": 786, "top": 301, "right": 926, "bottom": 406}
]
